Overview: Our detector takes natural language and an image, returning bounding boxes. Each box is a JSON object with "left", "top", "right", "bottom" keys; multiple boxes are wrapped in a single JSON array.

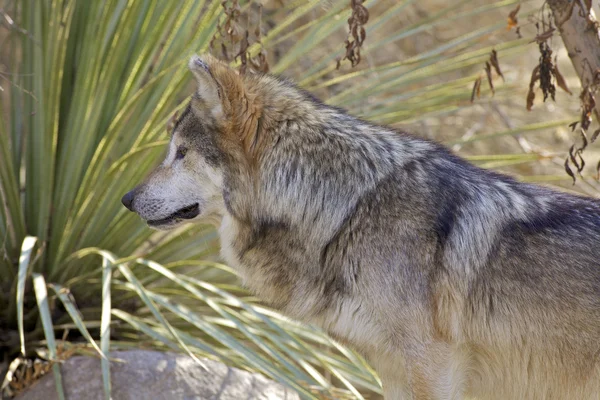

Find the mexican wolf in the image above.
[{"left": 122, "top": 54, "right": 600, "bottom": 399}]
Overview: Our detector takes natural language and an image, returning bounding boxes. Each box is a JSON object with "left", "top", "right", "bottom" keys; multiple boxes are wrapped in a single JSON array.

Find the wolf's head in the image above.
[{"left": 121, "top": 55, "right": 263, "bottom": 230}]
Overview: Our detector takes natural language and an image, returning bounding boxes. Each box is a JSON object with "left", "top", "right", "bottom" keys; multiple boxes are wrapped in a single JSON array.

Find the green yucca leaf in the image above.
[
  {"left": 0, "top": 107, "right": 26, "bottom": 269},
  {"left": 16, "top": 236, "right": 38, "bottom": 355},
  {"left": 111, "top": 309, "right": 189, "bottom": 353},
  {"left": 141, "top": 289, "right": 321, "bottom": 399},
  {"left": 135, "top": 258, "right": 318, "bottom": 383},
  {"left": 48, "top": 282, "right": 105, "bottom": 358},
  {"left": 32, "top": 273, "right": 65, "bottom": 400},
  {"left": 444, "top": 119, "right": 573, "bottom": 146},
  {"left": 183, "top": 275, "right": 381, "bottom": 390},
  {"left": 100, "top": 255, "right": 112, "bottom": 400},
  {"left": 116, "top": 263, "right": 209, "bottom": 370}
]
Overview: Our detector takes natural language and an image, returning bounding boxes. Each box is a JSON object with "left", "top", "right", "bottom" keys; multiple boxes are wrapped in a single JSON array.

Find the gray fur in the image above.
[{"left": 122, "top": 55, "right": 600, "bottom": 399}]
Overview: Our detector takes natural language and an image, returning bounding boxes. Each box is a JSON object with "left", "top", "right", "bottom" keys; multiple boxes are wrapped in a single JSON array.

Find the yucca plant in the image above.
[{"left": 0, "top": 0, "right": 586, "bottom": 398}]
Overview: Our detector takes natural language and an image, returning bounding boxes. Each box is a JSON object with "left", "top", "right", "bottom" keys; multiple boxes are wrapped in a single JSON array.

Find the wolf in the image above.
[{"left": 121, "top": 54, "right": 600, "bottom": 399}]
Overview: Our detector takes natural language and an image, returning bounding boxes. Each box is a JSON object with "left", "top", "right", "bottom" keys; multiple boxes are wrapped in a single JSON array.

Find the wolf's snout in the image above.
[{"left": 121, "top": 190, "right": 136, "bottom": 211}]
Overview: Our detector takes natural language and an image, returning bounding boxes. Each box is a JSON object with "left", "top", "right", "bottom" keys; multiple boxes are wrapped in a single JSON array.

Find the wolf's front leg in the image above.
[{"left": 379, "top": 341, "right": 467, "bottom": 400}]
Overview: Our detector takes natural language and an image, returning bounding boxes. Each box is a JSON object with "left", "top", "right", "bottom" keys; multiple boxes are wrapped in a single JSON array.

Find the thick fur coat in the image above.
[{"left": 122, "top": 55, "right": 600, "bottom": 399}]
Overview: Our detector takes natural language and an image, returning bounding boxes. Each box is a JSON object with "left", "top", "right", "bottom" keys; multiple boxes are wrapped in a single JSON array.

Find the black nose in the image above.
[{"left": 121, "top": 190, "right": 136, "bottom": 211}]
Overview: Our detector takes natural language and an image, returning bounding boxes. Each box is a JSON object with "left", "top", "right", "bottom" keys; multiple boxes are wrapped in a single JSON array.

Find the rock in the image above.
[{"left": 17, "top": 350, "right": 299, "bottom": 400}]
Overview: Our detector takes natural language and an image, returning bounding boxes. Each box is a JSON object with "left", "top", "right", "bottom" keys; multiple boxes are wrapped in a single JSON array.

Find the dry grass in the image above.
[{"left": 273, "top": 0, "right": 600, "bottom": 195}]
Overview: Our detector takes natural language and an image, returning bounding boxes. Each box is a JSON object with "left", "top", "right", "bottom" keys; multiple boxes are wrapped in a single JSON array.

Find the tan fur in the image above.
[{"left": 122, "top": 55, "right": 600, "bottom": 399}]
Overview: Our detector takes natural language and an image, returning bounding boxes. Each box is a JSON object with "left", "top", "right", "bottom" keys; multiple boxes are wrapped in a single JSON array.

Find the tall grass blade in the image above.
[
  {"left": 48, "top": 283, "right": 105, "bottom": 358},
  {"left": 32, "top": 273, "right": 65, "bottom": 400},
  {"left": 116, "top": 263, "right": 208, "bottom": 371},
  {"left": 100, "top": 256, "right": 113, "bottom": 400},
  {"left": 16, "top": 236, "right": 37, "bottom": 355},
  {"left": 445, "top": 119, "right": 573, "bottom": 146}
]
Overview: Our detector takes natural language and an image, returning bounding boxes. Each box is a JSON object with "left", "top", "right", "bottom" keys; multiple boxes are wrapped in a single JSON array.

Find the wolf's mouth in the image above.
[{"left": 147, "top": 203, "right": 200, "bottom": 227}]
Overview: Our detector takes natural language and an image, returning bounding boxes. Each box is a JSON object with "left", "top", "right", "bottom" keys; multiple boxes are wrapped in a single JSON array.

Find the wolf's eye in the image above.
[{"left": 175, "top": 146, "right": 187, "bottom": 160}]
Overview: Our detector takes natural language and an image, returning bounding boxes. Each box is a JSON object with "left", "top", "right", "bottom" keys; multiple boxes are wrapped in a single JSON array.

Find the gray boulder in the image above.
[{"left": 17, "top": 350, "right": 299, "bottom": 400}]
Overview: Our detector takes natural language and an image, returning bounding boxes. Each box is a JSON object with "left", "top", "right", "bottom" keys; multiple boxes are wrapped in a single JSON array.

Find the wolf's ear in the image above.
[
  {"left": 188, "top": 54, "right": 243, "bottom": 124},
  {"left": 188, "top": 54, "right": 263, "bottom": 156}
]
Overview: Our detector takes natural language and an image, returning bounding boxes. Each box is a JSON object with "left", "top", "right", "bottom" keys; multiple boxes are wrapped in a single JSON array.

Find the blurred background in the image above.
[{"left": 1, "top": 0, "right": 599, "bottom": 399}]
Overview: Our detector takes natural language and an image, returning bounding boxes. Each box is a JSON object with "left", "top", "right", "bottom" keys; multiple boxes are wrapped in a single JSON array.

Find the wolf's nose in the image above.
[{"left": 121, "top": 190, "right": 136, "bottom": 211}]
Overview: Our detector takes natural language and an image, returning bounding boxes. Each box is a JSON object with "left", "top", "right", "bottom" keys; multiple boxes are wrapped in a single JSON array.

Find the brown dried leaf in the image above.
[
  {"left": 531, "top": 28, "right": 555, "bottom": 44},
  {"left": 581, "top": 109, "right": 593, "bottom": 131},
  {"left": 526, "top": 89, "right": 536, "bottom": 111},
  {"left": 507, "top": 4, "right": 520, "bottom": 30},
  {"left": 569, "top": 144, "right": 580, "bottom": 171},
  {"left": 490, "top": 50, "right": 504, "bottom": 81},
  {"left": 591, "top": 128, "right": 600, "bottom": 143},
  {"left": 552, "top": 63, "right": 572, "bottom": 95},
  {"left": 221, "top": 43, "right": 229, "bottom": 61},
  {"left": 484, "top": 62, "right": 494, "bottom": 95},
  {"left": 526, "top": 65, "right": 540, "bottom": 111},
  {"left": 353, "top": 1, "right": 369, "bottom": 24},
  {"left": 577, "top": 150, "right": 586, "bottom": 172},
  {"left": 234, "top": 30, "right": 249, "bottom": 75},
  {"left": 471, "top": 77, "right": 482, "bottom": 103},
  {"left": 586, "top": 89, "right": 596, "bottom": 110},
  {"left": 211, "top": 0, "right": 268, "bottom": 75},
  {"left": 228, "top": 23, "right": 243, "bottom": 43},
  {"left": 339, "top": 0, "right": 370, "bottom": 68},
  {"left": 529, "top": 65, "right": 541, "bottom": 88},
  {"left": 565, "top": 157, "right": 576, "bottom": 184},
  {"left": 581, "top": 87, "right": 596, "bottom": 108},
  {"left": 255, "top": 3, "right": 262, "bottom": 41},
  {"left": 569, "top": 121, "right": 579, "bottom": 131},
  {"left": 538, "top": 43, "right": 556, "bottom": 102},
  {"left": 251, "top": 50, "right": 269, "bottom": 73},
  {"left": 515, "top": 26, "right": 522, "bottom": 38},
  {"left": 580, "top": 129, "right": 589, "bottom": 152},
  {"left": 579, "top": 87, "right": 595, "bottom": 131}
]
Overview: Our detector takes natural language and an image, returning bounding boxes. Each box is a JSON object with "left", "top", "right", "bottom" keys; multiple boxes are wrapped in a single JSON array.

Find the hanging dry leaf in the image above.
[
  {"left": 537, "top": 43, "right": 556, "bottom": 102},
  {"left": 515, "top": 26, "right": 522, "bottom": 38},
  {"left": 565, "top": 157, "right": 576, "bottom": 184},
  {"left": 580, "top": 129, "right": 589, "bottom": 152},
  {"left": 490, "top": 50, "right": 504, "bottom": 81},
  {"left": 221, "top": 43, "right": 229, "bottom": 61},
  {"left": 212, "top": 0, "right": 269, "bottom": 74},
  {"left": 526, "top": 90, "right": 536, "bottom": 111},
  {"left": 577, "top": 150, "right": 585, "bottom": 172},
  {"left": 507, "top": 4, "right": 520, "bottom": 30},
  {"left": 235, "top": 30, "right": 250, "bottom": 75},
  {"left": 531, "top": 28, "right": 555, "bottom": 44},
  {"left": 339, "top": 0, "right": 370, "bottom": 68},
  {"left": 526, "top": 65, "right": 540, "bottom": 111},
  {"left": 580, "top": 87, "right": 596, "bottom": 131},
  {"left": 485, "top": 62, "right": 495, "bottom": 95},
  {"left": 569, "top": 121, "right": 579, "bottom": 131},
  {"left": 471, "top": 76, "right": 482, "bottom": 103},
  {"left": 569, "top": 144, "right": 580, "bottom": 171},
  {"left": 552, "top": 63, "right": 572, "bottom": 95}
]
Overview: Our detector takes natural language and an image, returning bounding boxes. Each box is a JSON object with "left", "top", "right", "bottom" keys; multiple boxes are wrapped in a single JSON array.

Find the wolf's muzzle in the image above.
[{"left": 147, "top": 203, "right": 200, "bottom": 227}]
